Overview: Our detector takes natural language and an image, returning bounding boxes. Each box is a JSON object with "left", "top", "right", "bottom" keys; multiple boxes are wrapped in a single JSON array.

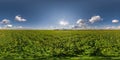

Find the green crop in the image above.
[{"left": 0, "top": 30, "right": 120, "bottom": 59}]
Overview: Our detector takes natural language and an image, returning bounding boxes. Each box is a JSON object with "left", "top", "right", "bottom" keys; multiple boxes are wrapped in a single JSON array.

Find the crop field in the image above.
[{"left": 0, "top": 30, "right": 120, "bottom": 59}]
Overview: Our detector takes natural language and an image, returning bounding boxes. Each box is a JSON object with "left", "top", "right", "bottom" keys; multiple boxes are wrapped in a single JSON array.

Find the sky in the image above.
[{"left": 0, "top": 0, "right": 120, "bottom": 29}]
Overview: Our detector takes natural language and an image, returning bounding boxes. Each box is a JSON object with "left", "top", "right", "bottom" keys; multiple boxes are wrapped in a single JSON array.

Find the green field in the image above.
[{"left": 0, "top": 30, "right": 120, "bottom": 59}]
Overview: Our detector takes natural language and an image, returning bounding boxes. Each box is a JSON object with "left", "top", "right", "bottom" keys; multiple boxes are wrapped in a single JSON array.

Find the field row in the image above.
[{"left": 0, "top": 30, "right": 120, "bottom": 59}]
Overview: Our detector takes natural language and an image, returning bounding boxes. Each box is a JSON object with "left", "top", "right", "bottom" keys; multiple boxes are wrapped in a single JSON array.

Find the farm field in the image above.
[{"left": 0, "top": 30, "right": 120, "bottom": 59}]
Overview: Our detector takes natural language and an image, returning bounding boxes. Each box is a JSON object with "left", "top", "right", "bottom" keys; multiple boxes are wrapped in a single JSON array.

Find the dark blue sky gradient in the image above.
[{"left": 0, "top": 0, "right": 120, "bottom": 28}]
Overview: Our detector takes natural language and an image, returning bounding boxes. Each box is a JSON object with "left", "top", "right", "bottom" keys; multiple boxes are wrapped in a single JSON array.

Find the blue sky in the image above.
[{"left": 0, "top": 0, "right": 120, "bottom": 29}]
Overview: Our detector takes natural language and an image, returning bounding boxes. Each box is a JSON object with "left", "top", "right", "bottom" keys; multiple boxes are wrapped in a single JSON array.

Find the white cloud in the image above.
[
  {"left": 6, "top": 24, "right": 13, "bottom": 28},
  {"left": 76, "top": 19, "right": 86, "bottom": 28},
  {"left": 0, "top": 19, "right": 10, "bottom": 24},
  {"left": 18, "top": 26, "right": 23, "bottom": 28},
  {"left": 105, "top": 26, "right": 113, "bottom": 29},
  {"left": 59, "top": 21, "right": 69, "bottom": 26},
  {"left": 15, "top": 15, "right": 27, "bottom": 22},
  {"left": 112, "top": 19, "right": 119, "bottom": 23},
  {"left": 4, "top": 25, "right": 24, "bottom": 29},
  {"left": 105, "top": 26, "right": 120, "bottom": 29},
  {"left": 76, "top": 19, "right": 85, "bottom": 24},
  {"left": 89, "top": 15, "right": 102, "bottom": 23}
]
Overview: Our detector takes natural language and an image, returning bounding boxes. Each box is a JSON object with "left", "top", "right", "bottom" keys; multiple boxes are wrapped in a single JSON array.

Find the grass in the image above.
[{"left": 0, "top": 30, "right": 120, "bottom": 59}]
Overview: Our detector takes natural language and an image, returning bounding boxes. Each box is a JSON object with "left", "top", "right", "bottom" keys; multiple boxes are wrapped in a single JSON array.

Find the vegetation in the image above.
[{"left": 0, "top": 30, "right": 120, "bottom": 59}]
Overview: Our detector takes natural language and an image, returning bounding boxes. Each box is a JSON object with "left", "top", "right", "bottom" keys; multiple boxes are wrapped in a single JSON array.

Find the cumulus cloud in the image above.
[
  {"left": 72, "top": 25, "right": 81, "bottom": 28},
  {"left": 105, "top": 26, "right": 120, "bottom": 29},
  {"left": 18, "top": 26, "right": 23, "bottom": 28},
  {"left": 76, "top": 19, "right": 85, "bottom": 24},
  {"left": 59, "top": 21, "right": 69, "bottom": 26},
  {"left": 0, "top": 19, "right": 10, "bottom": 24},
  {"left": 6, "top": 24, "right": 13, "bottom": 28},
  {"left": 105, "top": 26, "right": 113, "bottom": 29},
  {"left": 73, "top": 19, "right": 86, "bottom": 28},
  {"left": 89, "top": 15, "right": 102, "bottom": 23},
  {"left": 75, "top": 19, "right": 86, "bottom": 28},
  {"left": 15, "top": 15, "right": 27, "bottom": 22},
  {"left": 4, "top": 25, "right": 24, "bottom": 29},
  {"left": 112, "top": 19, "right": 119, "bottom": 23}
]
